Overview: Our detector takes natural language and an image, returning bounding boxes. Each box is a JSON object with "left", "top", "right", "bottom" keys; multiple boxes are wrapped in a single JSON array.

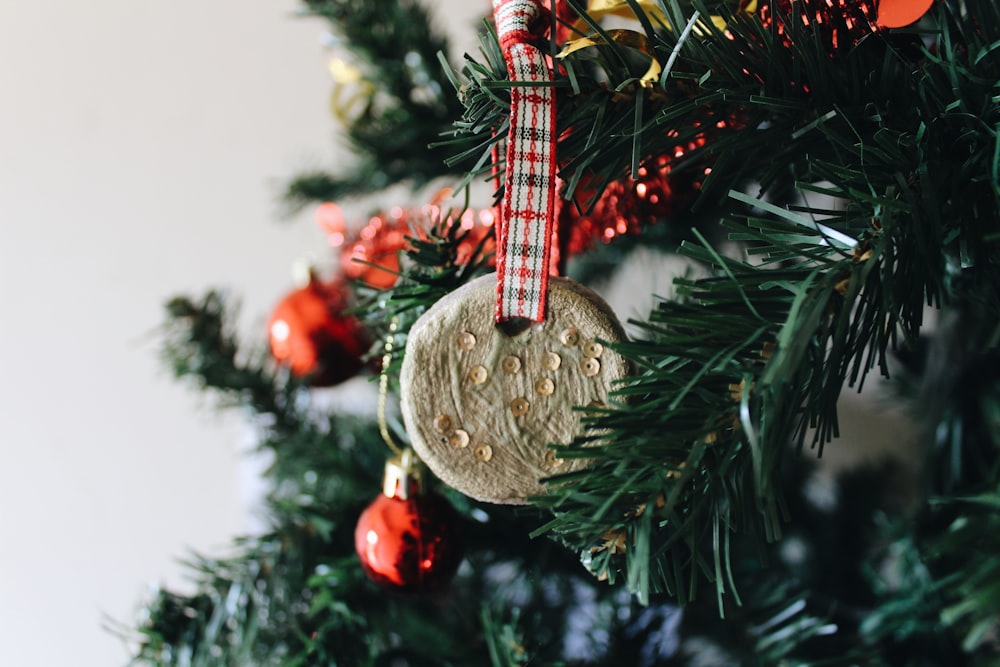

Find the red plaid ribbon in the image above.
[{"left": 493, "top": 0, "right": 556, "bottom": 324}]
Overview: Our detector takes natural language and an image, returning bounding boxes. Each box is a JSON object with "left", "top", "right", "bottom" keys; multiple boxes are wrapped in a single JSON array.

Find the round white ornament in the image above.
[{"left": 400, "top": 273, "right": 630, "bottom": 504}]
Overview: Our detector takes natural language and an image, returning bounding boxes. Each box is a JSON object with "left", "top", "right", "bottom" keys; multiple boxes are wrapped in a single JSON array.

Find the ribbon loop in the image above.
[
  {"left": 493, "top": 0, "right": 558, "bottom": 324},
  {"left": 495, "top": 0, "right": 549, "bottom": 48}
]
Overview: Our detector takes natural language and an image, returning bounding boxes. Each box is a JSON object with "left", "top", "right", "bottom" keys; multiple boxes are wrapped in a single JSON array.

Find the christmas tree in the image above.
[{"left": 126, "top": 0, "right": 1000, "bottom": 664}]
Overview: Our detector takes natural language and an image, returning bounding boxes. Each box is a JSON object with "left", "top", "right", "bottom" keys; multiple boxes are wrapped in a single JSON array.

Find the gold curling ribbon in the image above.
[
  {"left": 705, "top": 0, "right": 758, "bottom": 30},
  {"left": 572, "top": 0, "right": 758, "bottom": 36},
  {"left": 557, "top": 29, "right": 662, "bottom": 88},
  {"left": 583, "top": 0, "right": 666, "bottom": 22},
  {"left": 328, "top": 57, "right": 375, "bottom": 125}
]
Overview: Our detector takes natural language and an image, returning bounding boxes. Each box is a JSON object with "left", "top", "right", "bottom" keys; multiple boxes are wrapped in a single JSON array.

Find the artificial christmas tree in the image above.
[{"left": 128, "top": 0, "right": 1000, "bottom": 664}]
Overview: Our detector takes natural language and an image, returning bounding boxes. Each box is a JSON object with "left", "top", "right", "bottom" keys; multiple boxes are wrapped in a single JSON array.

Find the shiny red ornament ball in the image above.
[
  {"left": 354, "top": 461, "right": 463, "bottom": 592},
  {"left": 267, "top": 275, "right": 370, "bottom": 386}
]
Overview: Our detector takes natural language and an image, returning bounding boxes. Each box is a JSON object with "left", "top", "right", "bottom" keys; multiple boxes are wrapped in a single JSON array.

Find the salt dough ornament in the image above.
[{"left": 400, "top": 273, "right": 629, "bottom": 504}]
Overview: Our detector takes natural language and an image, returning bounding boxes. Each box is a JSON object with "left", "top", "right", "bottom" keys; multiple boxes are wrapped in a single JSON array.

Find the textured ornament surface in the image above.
[{"left": 400, "top": 273, "right": 629, "bottom": 504}]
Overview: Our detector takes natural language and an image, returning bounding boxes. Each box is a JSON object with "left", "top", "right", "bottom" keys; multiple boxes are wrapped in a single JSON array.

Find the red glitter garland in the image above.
[
  {"left": 756, "top": 0, "right": 880, "bottom": 51},
  {"left": 316, "top": 195, "right": 497, "bottom": 289}
]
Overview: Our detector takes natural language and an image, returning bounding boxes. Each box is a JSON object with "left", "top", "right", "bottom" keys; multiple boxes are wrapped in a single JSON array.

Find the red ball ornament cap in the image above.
[
  {"left": 354, "top": 450, "right": 464, "bottom": 592},
  {"left": 381, "top": 448, "right": 425, "bottom": 500}
]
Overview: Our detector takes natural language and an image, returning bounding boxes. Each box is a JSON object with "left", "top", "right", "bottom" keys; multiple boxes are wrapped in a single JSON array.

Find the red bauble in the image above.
[
  {"left": 267, "top": 274, "right": 370, "bottom": 386},
  {"left": 876, "top": 0, "right": 933, "bottom": 28},
  {"left": 354, "top": 454, "right": 463, "bottom": 592}
]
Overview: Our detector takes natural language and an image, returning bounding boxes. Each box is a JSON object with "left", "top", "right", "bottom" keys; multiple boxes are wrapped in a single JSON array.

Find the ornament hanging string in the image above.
[
  {"left": 492, "top": 0, "right": 558, "bottom": 325},
  {"left": 377, "top": 318, "right": 403, "bottom": 457}
]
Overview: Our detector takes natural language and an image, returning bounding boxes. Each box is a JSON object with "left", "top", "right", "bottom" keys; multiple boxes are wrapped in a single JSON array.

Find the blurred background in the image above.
[{"left": 0, "top": 1, "right": 479, "bottom": 664}]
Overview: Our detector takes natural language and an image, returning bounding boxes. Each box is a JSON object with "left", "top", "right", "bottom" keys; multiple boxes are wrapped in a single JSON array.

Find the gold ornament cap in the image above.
[{"left": 382, "top": 448, "right": 425, "bottom": 500}]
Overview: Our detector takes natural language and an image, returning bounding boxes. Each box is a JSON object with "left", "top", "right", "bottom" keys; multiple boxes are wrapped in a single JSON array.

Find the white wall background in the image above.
[{"left": 0, "top": 1, "right": 481, "bottom": 665}]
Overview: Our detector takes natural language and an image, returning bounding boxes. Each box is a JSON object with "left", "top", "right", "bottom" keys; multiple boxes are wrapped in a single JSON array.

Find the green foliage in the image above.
[
  {"left": 502, "top": 0, "right": 1000, "bottom": 607},
  {"left": 286, "top": 0, "right": 476, "bottom": 207},
  {"left": 439, "top": 0, "right": 1000, "bottom": 657},
  {"left": 163, "top": 293, "right": 303, "bottom": 432}
]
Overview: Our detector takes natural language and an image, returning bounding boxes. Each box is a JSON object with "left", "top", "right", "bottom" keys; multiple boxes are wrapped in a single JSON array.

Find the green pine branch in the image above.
[
  {"left": 162, "top": 292, "right": 303, "bottom": 433},
  {"left": 442, "top": 0, "right": 1000, "bottom": 621},
  {"left": 285, "top": 0, "right": 477, "bottom": 207}
]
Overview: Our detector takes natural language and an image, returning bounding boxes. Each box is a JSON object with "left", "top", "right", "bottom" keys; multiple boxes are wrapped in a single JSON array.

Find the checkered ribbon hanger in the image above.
[{"left": 492, "top": 0, "right": 557, "bottom": 326}]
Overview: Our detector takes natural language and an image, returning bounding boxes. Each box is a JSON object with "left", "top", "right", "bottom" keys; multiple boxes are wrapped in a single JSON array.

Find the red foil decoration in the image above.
[
  {"left": 555, "top": 125, "right": 723, "bottom": 258},
  {"left": 756, "top": 0, "right": 879, "bottom": 51},
  {"left": 315, "top": 202, "right": 347, "bottom": 248},
  {"left": 558, "top": 159, "right": 696, "bottom": 255},
  {"left": 267, "top": 275, "right": 370, "bottom": 386},
  {"left": 337, "top": 201, "right": 497, "bottom": 289},
  {"left": 317, "top": 142, "right": 719, "bottom": 285},
  {"left": 354, "top": 483, "right": 463, "bottom": 592}
]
